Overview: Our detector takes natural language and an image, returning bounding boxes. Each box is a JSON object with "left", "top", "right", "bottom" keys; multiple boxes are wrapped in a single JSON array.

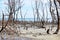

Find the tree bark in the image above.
[{"left": 53, "top": 0, "right": 59, "bottom": 34}]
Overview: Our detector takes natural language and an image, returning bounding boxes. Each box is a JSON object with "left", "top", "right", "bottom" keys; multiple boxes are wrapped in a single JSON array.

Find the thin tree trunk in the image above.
[
  {"left": 53, "top": 0, "right": 59, "bottom": 34},
  {"left": 0, "top": 14, "right": 4, "bottom": 32}
]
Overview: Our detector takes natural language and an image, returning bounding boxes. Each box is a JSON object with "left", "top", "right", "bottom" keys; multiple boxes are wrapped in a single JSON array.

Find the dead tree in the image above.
[
  {"left": 11, "top": 0, "right": 15, "bottom": 22},
  {"left": 50, "top": 0, "right": 56, "bottom": 30},
  {"left": 16, "top": 12, "right": 18, "bottom": 21},
  {"left": 0, "top": 0, "right": 23, "bottom": 33},
  {"left": 31, "top": 3, "right": 36, "bottom": 26},
  {"left": 41, "top": 1, "right": 45, "bottom": 28},
  {"left": 23, "top": 10, "right": 28, "bottom": 30},
  {"left": 53, "top": 0, "right": 60, "bottom": 34},
  {"left": 0, "top": 13, "right": 4, "bottom": 32},
  {"left": 35, "top": 0, "right": 42, "bottom": 28},
  {"left": 46, "top": 0, "right": 59, "bottom": 34},
  {"left": 32, "top": 7, "right": 35, "bottom": 23},
  {"left": 7, "top": 0, "right": 15, "bottom": 25},
  {"left": 0, "top": 9, "right": 13, "bottom": 32},
  {"left": 46, "top": 4, "right": 48, "bottom": 24},
  {"left": 17, "top": 0, "right": 24, "bottom": 21},
  {"left": 35, "top": 0, "right": 40, "bottom": 21},
  {"left": 57, "top": 0, "right": 60, "bottom": 3}
]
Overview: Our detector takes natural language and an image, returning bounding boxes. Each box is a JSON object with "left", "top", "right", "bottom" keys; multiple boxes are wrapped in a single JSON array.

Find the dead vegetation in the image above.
[{"left": 0, "top": 0, "right": 60, "bottom": 38}]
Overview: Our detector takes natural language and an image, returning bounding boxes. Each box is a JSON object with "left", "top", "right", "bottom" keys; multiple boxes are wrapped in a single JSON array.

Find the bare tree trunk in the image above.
[
  {"left": 0, "top": 5, "right": 13, "bottom": 32},
  {"left": 41, "top": 2, "right": 45, "bottom": 28},
  {"left": 35, "top": 1, "right": 40, "bottom": 21},
  {"left": 16, "top": 13, "right": 18, "bottom": 21},
  {"left": 50, "top": 0, "right": 55, "bottom": 31},
  {"left": 53, "top": 0, "right": 59, "bottom": 34},
  {"left": 0, "top": 14, "right": 4, "bottom": 32},
  {"left": 33, "top": 7, "right": 35, "bottom": 23}
]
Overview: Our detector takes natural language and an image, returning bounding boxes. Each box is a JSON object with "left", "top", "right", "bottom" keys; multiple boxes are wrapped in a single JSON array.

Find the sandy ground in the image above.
[
  {"left": 0, "top": 29, "right": 60, "bottom": 40},
  {"left": 0, "top": 34, "right": 60, "bottom": 40},
  {"left": 0, "top": 24, "right": 60, "bottom": 40}
]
